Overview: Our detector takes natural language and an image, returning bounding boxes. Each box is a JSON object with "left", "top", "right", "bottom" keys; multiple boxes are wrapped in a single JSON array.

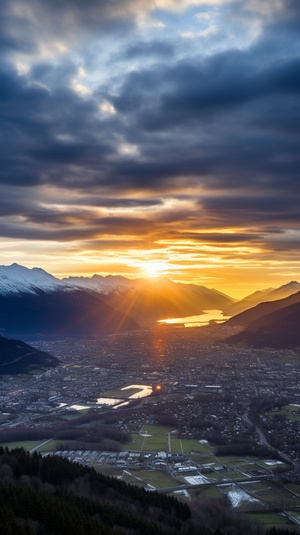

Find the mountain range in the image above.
[
  {"left": 0, "top": 263, "right": 299, "bottom": 348},
  {"left": 63, "top": 271, "right": 235, "bottom": 321},
  {"left": 0, "top": 263, "right": 234, "bottom": 338}
]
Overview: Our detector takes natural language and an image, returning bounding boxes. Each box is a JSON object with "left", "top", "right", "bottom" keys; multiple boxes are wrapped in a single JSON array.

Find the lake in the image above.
[
  {"left": 68, "top": 385, "right": 153, "bottom": 412},
  {"left": 121, "top": 384, "right": 152, "bottom": 398},
  {"left": 158, "top": 309, "right": 230, "bottom": 327}
]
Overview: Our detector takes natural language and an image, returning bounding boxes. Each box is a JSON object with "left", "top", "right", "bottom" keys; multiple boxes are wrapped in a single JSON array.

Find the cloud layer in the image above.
[{"left": 0, "top": 0, "right": 299, "bottom": 295}]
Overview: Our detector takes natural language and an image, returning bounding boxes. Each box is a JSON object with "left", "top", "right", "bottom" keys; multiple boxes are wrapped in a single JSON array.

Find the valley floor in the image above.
[{"left": 1, "top": 325, "right": 300, "bottom": 531}]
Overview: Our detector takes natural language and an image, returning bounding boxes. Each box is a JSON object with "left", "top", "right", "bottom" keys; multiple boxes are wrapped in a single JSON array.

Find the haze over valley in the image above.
[{"left": 1, "top": 262, "right": 300, "bottom": 533}]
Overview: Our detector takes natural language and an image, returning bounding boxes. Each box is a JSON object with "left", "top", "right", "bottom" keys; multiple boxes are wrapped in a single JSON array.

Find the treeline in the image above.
[
  {"left": 0, "top": 418, "right": 130, "bottom": 451},
  {"left": 214, "top": 443, "right": 282, "bottom": 459},
  {"left": 249, "top": 395, "right": 289, "bottom": 421},
  {"left": 0, "top": 427, "right": 53, "bottom": 443},
  {"left": 0, "top": 447, "right": 194, "bottom": 535},
  {"left": 0, "top": 448, "right": 297, "bottom": 535},
  {"left": 56, "top": 439, "right": 124, "bottom": 452},
  {"left": 265, "top": 530, "right": 298, "bottom": 535}
]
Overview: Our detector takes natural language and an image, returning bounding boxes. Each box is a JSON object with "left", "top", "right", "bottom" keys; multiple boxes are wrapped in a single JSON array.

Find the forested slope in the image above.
[{"left": 0, "top": 448, "right": 296, "bottom": 535}]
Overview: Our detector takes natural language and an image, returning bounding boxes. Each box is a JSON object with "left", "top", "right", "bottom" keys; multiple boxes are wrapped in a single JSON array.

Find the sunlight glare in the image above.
[{"left": 144, "top": 261, "right": 167, "bottom": 278}]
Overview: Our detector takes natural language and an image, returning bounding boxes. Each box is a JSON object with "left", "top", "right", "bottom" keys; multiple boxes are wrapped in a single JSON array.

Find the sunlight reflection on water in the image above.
[
  {"left": 121, "top": 384, "right": 152, "bottom": 398},
  {"left": 158, "top": 309, "right": 230, "bottom": 327}
]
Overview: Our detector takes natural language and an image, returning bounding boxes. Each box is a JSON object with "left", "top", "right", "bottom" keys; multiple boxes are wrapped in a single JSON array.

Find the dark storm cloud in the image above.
[
  {"left": 113, "top": 53, "right": 300, "bottom": 125},
  {"left": 103, "top": 40, "right": 300, "bottom": 196},
  {"left": 0, "top": 63, "right": 117, "bottom": 186},
  {"left": 201, "top": 196, "right": 300, "bottom": 228},
  {"left": 1, "top": 44, "right": 300, "bottom": 197},
  {"left": 0, "top": 211, "right": 154, "bottom": 241},
  {"left": 0, "top": 0, "right": 299, "bottom": 251}
]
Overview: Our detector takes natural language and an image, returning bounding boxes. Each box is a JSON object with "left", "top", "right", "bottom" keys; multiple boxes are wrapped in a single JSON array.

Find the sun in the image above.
[{"left": 144, "top": 261, "right": 166, "bottom": 279}]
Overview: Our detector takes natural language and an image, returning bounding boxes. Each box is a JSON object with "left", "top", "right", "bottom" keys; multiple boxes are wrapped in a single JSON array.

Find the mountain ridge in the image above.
[
  {"left": 226, "top": 299, "right": 300, "bottom": 348},
  {"left": 0, "top": 264, "right": 235, "bottom": 337},
  {"left": 0, "top": 288, "right": 140, "bottom": 339},
  {"left": 226, "top": 290, "right": 300, "bottom": 327},
  {"left": 225, "top": 281, "right": 300, "bottom": 316},
  {"left": 1, "top": 263, "right": 299, "bottom": 341},
  {"left": 225, "top": 291, "right": 300, "bottom": 348}
]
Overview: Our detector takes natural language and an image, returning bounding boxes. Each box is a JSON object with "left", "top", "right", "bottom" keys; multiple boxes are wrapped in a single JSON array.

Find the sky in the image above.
[{"left": 0, "top": 0, "right": 300, "bottom": 298}]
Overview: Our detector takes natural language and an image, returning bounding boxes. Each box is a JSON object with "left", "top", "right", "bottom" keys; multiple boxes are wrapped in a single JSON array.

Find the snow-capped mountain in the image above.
[
  {"left": 0, "top": 263, "right": 67, "bottom": 295},
  {"left": 0, "top": 264, "right": 140, "bottom": 338},
  {"left": 0, "top": 264, "right": 236, "bottom": 336},
  {"left": 63, "top": 274, "right": 135, "bottom": 295},
  {"left": 0, "top": 264, "right": 138, "bottom": 296}
]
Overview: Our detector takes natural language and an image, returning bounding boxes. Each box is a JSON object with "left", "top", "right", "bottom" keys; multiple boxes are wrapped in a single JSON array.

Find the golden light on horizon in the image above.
[{"left": 143, "top": 261, "right": 168, "bottom": 279}]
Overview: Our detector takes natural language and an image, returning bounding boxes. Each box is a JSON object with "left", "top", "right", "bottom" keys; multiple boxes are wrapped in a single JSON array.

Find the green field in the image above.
[
  {"left": 129, "top": 469, "right": 178, "bottom": 489},
  {"left": 194, "top": 485, "right": 225, "bottom": 499},
  {"left": 36, "top": 439, "right": 58, "bottom": 453},
  {"left": 122, "top": 425, "right": 216, "bottom": 455},
  {"left": 141, "top": 424, "right": 175, "bottom": 435},
  {"left": 246, "top": 512, "right": 292, "bottom": 530},
  {"left": 215, "top": 455, "right": 254, "bottom": 465},
  {"left": 242, "top": 480, "right": 300, "bottom": 508},
  {"left": 268, "top": 404, "right": 300, "bottom": 422},
  {"left": 242, "top": 481, "right": 271, "bottom": 493},
  {"left": 142, "top": 435, "right": 168, "bottom": 451},
  {"left": 59, "top": 409, "right": 90, "bottom": 420},
  {"left": 123, "top": 432, "right": 169, "bottom": 452},
  {"left": 182, "top": 438, "right": 213, "bottom": 454},
  {"left": 0, "top": 440, "right": 44, "bottom": 451},
  {"left": 170, "top": 437, "right": 183, "bottom": 453},
  {"left": 121, "top": 424, "right": 174, "bottom": 452},
  {"left": 123, "top": 433, "right": 145, "bottom": 451}
]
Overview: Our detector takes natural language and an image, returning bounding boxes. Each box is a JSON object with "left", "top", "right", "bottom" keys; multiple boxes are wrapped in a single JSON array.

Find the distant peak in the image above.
[
  {"left": 10, "top": 263, "right": 25, "bottom": 268},
  {"left": 281, "top": 280, "right": 299, "bottom": 288}
]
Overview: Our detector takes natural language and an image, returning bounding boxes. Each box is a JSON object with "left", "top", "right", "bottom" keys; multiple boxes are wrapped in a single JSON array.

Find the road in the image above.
[
  {"left": 243, "top": 412, "right": 300, "bottom": 471},
  {"left": 30, "top": 438, "right": 54, "bottom": 453}
]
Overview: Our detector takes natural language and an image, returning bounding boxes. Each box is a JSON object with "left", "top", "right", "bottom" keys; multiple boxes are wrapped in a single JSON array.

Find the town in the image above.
[
  {"left": 1, "top": 324, "right": 300, "bottom": 530},
  {"left": 0, "top": 324, "right": 299, "bottom": 461}
]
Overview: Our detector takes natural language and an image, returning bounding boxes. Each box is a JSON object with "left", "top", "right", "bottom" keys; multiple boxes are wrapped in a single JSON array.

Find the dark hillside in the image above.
[
  {"left": 0, "top": 447, "right": 260, "bottom": 535},
  {"left": 226, "top": 301, "right": 300, "bottom": 348},
  {"left": 0, "top": 335, "right": 59, "bottom": 374},
  {"left": 225, "top": 281, "right": 300, "bottom": 316},
  {"left": 0, "top": 289, "right": 139, "bottom": 339},
  {"left": 226, "top": 291, "right": 300, "bottom": 327}
]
